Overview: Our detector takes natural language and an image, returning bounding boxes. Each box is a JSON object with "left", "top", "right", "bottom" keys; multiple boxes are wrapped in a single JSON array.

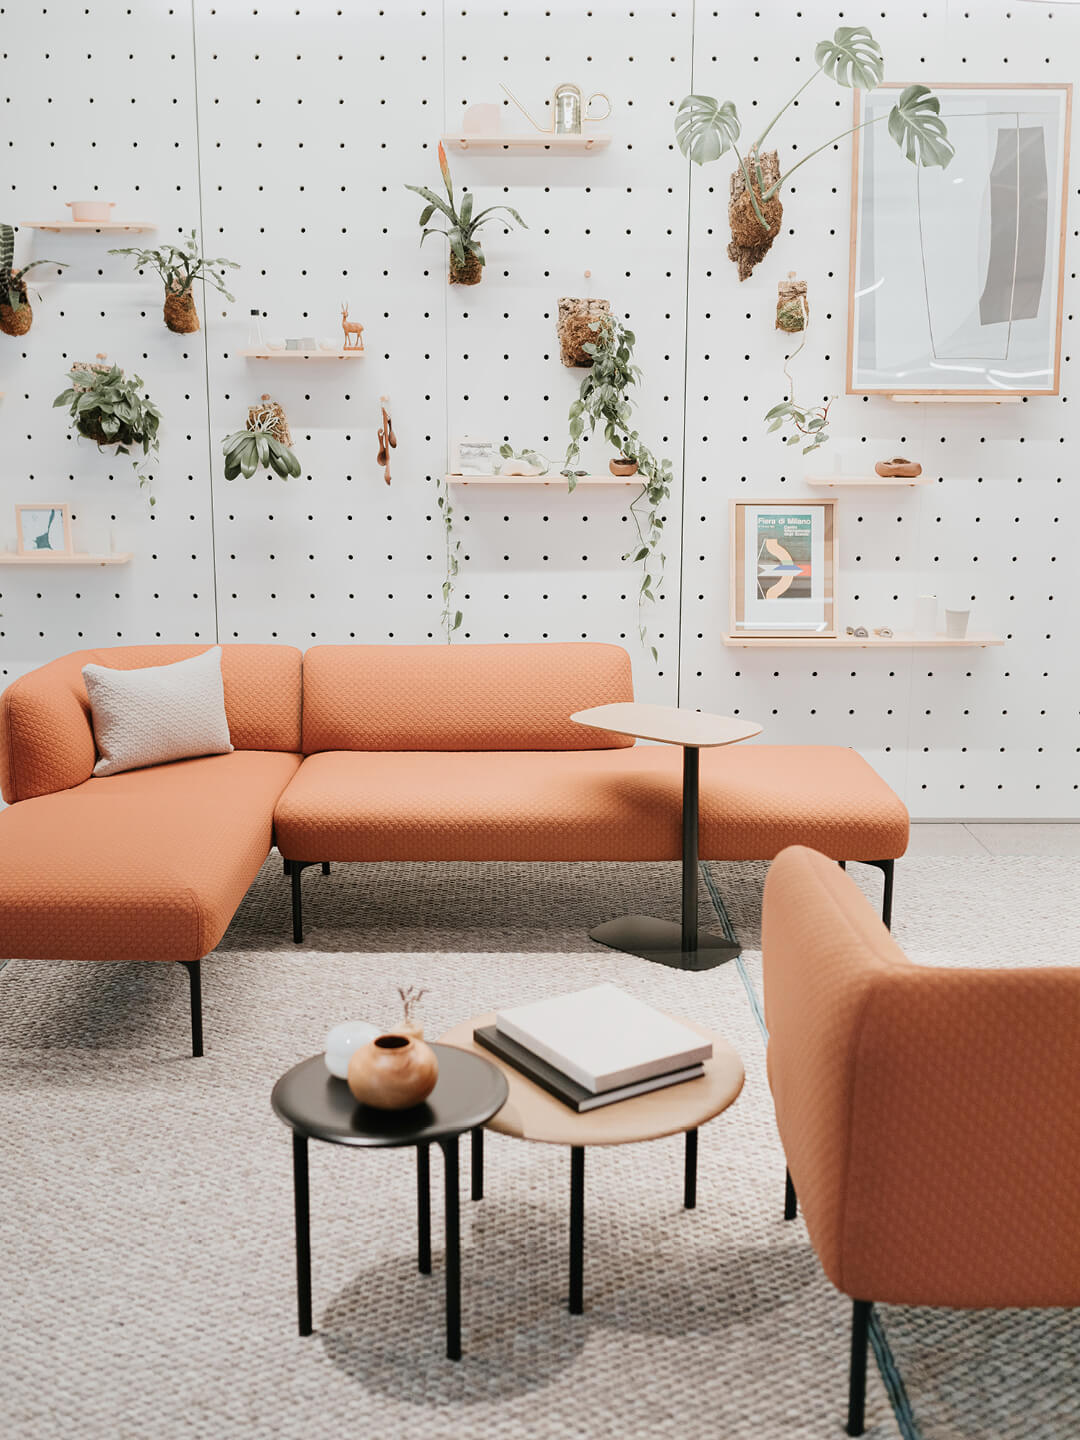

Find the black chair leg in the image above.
[
  {"left": 180, "top": 959, "right": 203, "bottom": 1058},
  {"left": 290, "top": 861, "right": 303, "bottom": 944},
  {"left": 847, "top": 1299, "right": 871, "bottom": 1436},
  {"left": 879, "top": 860, "right": 894, "bottom": 930},
  {"left": 321, "top": 861, "right": 331, "bottom": 876},
  {"left": 784, "top": 1167, "right": 797, "bottom": 1221}
]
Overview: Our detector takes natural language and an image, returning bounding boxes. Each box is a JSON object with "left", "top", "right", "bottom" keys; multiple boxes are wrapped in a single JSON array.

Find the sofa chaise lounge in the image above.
[{"left": 0, "top": 641, "right": 909, "bottom": 1054}]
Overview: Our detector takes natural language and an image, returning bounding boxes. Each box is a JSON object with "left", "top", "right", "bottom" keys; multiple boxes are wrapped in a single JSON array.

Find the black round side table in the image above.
[{"left": 271, "top": 1045, "right": 508, "bottom": 1360}]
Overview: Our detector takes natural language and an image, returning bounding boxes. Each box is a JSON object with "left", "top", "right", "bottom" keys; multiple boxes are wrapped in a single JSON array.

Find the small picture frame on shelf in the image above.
[
  {"left": 449, "top": 435, "right": 497, "bottom": 476},
  {"left": 729, "top": 498, "right": 837, "bottom": 638},
  {"left": 15, "top": 504, "right": 73, "bottom": 556}
]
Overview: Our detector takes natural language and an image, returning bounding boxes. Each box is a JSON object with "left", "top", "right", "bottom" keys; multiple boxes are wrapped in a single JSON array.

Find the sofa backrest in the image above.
[
  {"left": 0, "top": 644, "right": 303, "bottom": 803},
  {"left": 301, "top": 642, "right": 635, "bottom": 753}
]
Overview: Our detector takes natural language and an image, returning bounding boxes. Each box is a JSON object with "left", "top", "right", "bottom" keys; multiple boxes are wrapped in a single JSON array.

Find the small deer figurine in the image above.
[{"left": 341, "top": 302, "right": 365, "bottom": 351}]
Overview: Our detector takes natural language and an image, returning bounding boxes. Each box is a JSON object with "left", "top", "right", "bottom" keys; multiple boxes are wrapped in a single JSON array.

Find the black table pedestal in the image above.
[{"left": 589, "top": 746, "right": 741, "bottom": 971}]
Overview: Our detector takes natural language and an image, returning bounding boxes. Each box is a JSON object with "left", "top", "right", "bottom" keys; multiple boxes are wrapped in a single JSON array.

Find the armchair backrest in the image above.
[
  {"left": 0, "top": 644, "right": 302, "bottom": 803},
  {"left": 763, "top": 845, "right": 1080, "bottom": 1309}
]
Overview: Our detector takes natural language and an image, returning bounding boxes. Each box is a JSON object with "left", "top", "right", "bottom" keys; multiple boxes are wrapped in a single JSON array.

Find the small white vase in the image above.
[
  {"left": 913, "top": 594, "right": 938, "bottom": 639},
  {"left": 324, "top": 1020, "right": 381, "bottom": 1078},
  {"left": 945, "top": 608, "right": 970, "bottom": 640}
]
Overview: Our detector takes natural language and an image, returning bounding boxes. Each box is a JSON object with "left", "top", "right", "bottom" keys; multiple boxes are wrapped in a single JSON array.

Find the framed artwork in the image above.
[
  {"left": 449, "top": 435, "right": 496, "bottom": 475},
  {"left": 729, "top": 499, "right": 837, "bottom": 638},
  {"left": 847, "top": 83, "right": 1072, "bottom": 396},
  {"left": 15, "top": 504, "right": 73, "bottom": 556}
]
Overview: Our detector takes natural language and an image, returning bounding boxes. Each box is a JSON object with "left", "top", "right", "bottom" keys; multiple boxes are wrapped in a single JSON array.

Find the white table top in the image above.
[
  {"left": 439, "top": 1014, "right": 744, "bottom": 1148},
  {"left": 571, "top": 701, "right": 763, "bottom": 749}
]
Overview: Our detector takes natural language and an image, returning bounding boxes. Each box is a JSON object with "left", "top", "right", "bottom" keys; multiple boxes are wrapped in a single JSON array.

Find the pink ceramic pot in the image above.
[
  {"left": 346, "top": 1033, "right": 439, "bottom": 1110},
  {"left": 66, "top": 201, "right": 116, "bottom": 223}
]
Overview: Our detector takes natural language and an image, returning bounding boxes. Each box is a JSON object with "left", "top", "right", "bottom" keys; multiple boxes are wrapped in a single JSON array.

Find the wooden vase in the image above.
[
  {"left": 449, "top": 251, "right": 482, "bottom": 286},
  {"left": 164, "top": 288, "right": 200, "bottom": 333},
  {"left": 609, "top": 457, "right": 638, "bottom": 477},
  {"left": 346, "top": 1033, "right": 439, "bottom": 1110}
]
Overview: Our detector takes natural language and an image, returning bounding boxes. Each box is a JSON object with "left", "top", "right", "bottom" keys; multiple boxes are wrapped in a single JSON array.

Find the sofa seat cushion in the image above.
[
  {"left": 0, "top": 750, "right": 300, "bottom": 964},
  {"left": 273, "top": 745, "right": 907, "bottom": 863}
]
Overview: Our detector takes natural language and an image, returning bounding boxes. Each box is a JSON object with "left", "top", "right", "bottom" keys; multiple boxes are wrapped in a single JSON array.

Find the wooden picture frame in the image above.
[
  {"left": 729, "top": 499, "right": 837, "bottom": 639},
  {"left": 15, "top": 504, "right": 73, "bottom": 556},
  {"left": 847, "top": 82, "right": 1072, "bottom": 397}
]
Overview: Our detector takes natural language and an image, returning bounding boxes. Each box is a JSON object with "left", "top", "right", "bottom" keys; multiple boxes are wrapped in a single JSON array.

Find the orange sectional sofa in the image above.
[
  {"left": 0, "top": 641, "right": 908, "bottom": 1054},
  {"left": 762, "top": 844, "right": 1080, "bottom": 1435}
]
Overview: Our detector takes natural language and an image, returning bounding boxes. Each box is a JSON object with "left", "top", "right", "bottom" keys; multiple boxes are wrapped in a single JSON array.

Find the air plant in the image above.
[
  {"left": 406, "top": 142, "right": 527, "bottom": 285},
  {"left": 675, "top": 28, "right": 955, "bottom": 278}
]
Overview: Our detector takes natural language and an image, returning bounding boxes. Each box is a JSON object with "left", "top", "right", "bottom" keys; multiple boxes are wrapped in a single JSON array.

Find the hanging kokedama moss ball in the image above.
[
  {"left": 728, "top": 150, "right": 783, "bottom": 282},
  {"left": 776, "top": 273, "right": 808, "bottom": 332}
]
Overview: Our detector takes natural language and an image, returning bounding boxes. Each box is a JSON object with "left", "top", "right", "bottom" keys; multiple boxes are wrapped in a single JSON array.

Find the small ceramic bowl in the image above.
[{"left": 66, "top": 200, "right": 116, "bottom": 222}]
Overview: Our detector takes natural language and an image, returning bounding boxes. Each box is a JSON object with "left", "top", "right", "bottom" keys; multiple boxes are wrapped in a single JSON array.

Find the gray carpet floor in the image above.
[{"left": 1, "top": 855, "right": 1078, "bottom": 1439}]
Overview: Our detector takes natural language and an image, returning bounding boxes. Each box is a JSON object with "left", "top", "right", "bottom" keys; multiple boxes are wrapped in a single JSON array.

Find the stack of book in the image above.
[{"left": 474, "top": 983, "right": 712, "bottom": 1112}]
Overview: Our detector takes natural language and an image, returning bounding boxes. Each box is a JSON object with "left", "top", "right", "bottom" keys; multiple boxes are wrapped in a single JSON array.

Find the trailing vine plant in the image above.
[
  {"left": 765, "top": 291, "right": 833, "bottom": 454},
  {"left": 436, "top": 475, "right": 462, "bottom": 639},
  {"left": 561, "top": 313, "right": 673, "bottom": 663}
]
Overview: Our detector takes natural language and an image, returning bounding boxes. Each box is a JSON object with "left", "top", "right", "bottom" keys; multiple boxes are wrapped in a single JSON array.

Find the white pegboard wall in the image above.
[{"left": 0, "top": 0, "right": 1077, "bottom": 817}]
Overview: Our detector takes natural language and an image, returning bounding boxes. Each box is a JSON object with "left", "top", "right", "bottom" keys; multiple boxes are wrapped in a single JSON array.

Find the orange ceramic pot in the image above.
[{"left": 347, "top": 1033, "right": 439, "bottom": 1110}]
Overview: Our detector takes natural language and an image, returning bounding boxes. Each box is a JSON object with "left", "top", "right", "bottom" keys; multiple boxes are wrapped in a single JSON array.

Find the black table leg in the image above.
[
  {"left": 684, "top": 1128, "right": 698, "bottom": 1210},
  {"left": 569, "top": 1145, "right": 585, "bottom": 1315},
  {"left": 439, "top": 1136, "right": 461, "bottom": 1360},
  {"left": 588, "top": 745, "right": 740, "bottom": 971},
  {"left": 292, "top": 1131, "right": 312, "bottom": 1337},
  {"left": 471, "top": 1126, "right": 484, "bottom": 1201},
  {"left": 417, "top": 1143, "right": 431, "bottom": 1274}
]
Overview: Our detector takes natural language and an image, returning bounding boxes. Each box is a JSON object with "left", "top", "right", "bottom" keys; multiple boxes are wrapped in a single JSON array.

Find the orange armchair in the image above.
[{"left": 762, "top": 845, "right": 1080, "bottom": 1435}]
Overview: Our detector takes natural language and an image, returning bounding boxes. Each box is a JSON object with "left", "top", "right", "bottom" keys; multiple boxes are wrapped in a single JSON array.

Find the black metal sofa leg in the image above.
[
  {"left": 290, "top": 861, "right": 303, "bottom": 944},
  {"left": 784, "top": 1167, "right": 797, "bottom": 1221},
  {"left": 180, "top": 959, "right": 203, "bottom": 1058},
  {"left": 847, "top": 1299, "right": 872, "bottom": 1435},
  {"left": 840, "top": 859, "right": 895, "bottom": 930}
]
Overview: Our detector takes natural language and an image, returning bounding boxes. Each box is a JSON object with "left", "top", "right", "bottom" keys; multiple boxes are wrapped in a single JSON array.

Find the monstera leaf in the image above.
[
  {"left": 814, "top": 26, "right": 884, "bottom": 91},
  {"left": 675, "top": 95, "right": 741, "bottom": 166},
  {"left": 888, "top": 84, "right": 955, "bottom": 168}
]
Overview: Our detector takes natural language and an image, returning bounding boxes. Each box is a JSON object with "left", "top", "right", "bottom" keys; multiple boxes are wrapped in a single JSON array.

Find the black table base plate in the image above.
[{"left": 589, "top": 914, "right": 740, "bottom": 971}]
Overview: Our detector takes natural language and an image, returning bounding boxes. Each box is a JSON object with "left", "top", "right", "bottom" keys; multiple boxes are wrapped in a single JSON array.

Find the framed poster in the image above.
[
  {"left": 729, "top": 499, "right": 837, "bottom": 638},
  {"left": 15, "top": 504, "right": 73, "bottom": 555},
  {"left": 847, "top": 83, "right": 1071, "bottom": 396}
]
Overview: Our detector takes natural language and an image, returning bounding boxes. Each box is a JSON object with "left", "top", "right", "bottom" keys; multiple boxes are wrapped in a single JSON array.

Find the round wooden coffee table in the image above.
[{"left": 439, "top": 1014, "right": 744, "bottom": 1314}]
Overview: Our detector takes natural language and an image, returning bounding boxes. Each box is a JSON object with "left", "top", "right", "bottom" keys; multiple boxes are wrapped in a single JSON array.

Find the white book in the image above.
[{"left": 495, "top": 983, "right": 713, "bottom": 1094}]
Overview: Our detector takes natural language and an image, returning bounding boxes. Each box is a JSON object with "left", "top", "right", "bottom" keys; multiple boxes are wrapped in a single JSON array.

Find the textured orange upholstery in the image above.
[
  {"left": 301, "top": 642, "right": 635, "bottom": 753},
  {"left": 275, "top": 745, "right": 907, "bottom": 862},
  {"left": 0, "top": 644, "right": 302, "bottom": 802},
  {"left": 763, "top": 845, "right": 1080, "bottom": 1309},
  {"left": 0, "top": 750, "right": 300, "bottom": 963}
]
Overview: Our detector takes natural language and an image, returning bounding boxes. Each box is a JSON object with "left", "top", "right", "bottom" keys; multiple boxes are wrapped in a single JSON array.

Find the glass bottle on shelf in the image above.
[{"left": 247, "top": 309, "right": 265, "bottom": 352}]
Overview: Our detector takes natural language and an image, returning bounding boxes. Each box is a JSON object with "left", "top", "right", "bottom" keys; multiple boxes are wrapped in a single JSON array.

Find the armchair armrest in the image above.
[{"left": 0, "top": 651, "right": 97, "bottom": 803}]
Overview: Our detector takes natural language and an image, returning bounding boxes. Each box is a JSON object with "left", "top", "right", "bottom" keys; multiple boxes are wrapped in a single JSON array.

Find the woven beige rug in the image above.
[{"left": 1, "top": 856, "right": 1077, "bottom": 1439}]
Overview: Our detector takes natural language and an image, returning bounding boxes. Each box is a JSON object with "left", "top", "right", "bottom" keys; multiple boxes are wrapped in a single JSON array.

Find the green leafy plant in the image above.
[
  {"left": 766, "top": 289, "right": 833, "bottom": 454},
  {"left": 0, "top": 222, "right": 67, "bottom": 333},
  {"left": 109, "top": 229, "right": 239, "bottom": 332},
  {"left": 406, "top": 142, "right": 526, "bottom": 285},
  {"left": 53, "top": 362, "right": 162, "bottom": 501},
  {"left": 222, "top": 397, "right": 301, "bottom": 480},
  {"left": 562, "top": 313, "right": 673, "bottom": 662},
  {"left": 675, "top": 29, "right": 954, "bottom": 277},
  {"left": 436, "top": 476, "right": 462, "bottom": 638}
]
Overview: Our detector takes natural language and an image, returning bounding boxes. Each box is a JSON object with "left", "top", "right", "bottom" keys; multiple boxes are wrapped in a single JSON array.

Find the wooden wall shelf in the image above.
[
  {"left": 446, "top": 473, "right": 638, "bottom": 486},
  {"left": 236, "top": 349, "right": 365, "bottom": 360},
  {"left": 0, "top": 552, "right": 132, "bottom": 566},
  {"left": 723, "top": 632, "right": 1003, "bottom": 650},
  {"left": 806, "top": 474, "right": 932, "bottom": 488},
  {"left": 23, "top": 221, "right": 156, "bottom": 234},
  {"left": 886, "top": 394, "right": 1023, "bottom": 405},
  {"left": 440, "top": 133, "right": 611, "bottom": 153}
]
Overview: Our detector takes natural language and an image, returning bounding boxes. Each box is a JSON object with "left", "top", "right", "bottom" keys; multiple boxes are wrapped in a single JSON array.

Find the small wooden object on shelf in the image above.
[{"left": 340, "top": 302, "right": 364, "bottom": 351}]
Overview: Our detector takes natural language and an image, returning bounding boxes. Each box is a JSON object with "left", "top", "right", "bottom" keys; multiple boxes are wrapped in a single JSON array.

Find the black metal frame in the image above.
[
  {"left": 179, "top": 959, "right": 203, "bottom": 1058},
  {"left": 783, "top": 1166, "right": 873, "bottom": 1435},
  {"left": 285, "top": 859, "right": 331, "bottom": 944}
]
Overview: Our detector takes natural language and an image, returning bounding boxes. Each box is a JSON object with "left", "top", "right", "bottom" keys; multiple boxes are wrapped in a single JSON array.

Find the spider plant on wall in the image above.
[
  {"left": 561, "top": 311, "right": 673, "bottom": 664},
  {"left": 675, "top": 27, "right": 954, "bottom": 278},
  {"left": 406, "top": 143, "right": 527, "bottom": 285}
]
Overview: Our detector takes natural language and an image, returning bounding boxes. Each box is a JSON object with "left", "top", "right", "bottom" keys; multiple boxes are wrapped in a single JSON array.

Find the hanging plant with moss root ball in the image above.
[
  {"left": 405, "top": 142, "right": 527, "bottom": 286},
  {"left": 53, "top": 359, "right": 162, "bottom": 502},
  {"left": 559, "top": 311, "right": 673, "bottom": 664},
  {"left": 0, "top": 222, "right": 67, "bottom": 336},
  {"left": 764, "top": 289, "right": 834, "bottom": 454},
  {"left": 109, "top": 229, "right": 239, "bottom": 333},
  {"left": 222, "top": 395, "right": 302, "bottom": 480},
  {"left": 675, "top": 28, "right": 954, "bottom": 279}
]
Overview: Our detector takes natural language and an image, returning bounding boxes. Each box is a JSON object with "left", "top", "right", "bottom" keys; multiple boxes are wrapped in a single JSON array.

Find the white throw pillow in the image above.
[{"left": 83, "top": 646, "right": 234, "bottom": 777}]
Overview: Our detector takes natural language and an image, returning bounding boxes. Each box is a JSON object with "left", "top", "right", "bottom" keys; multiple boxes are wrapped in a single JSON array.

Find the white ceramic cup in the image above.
[
  {"left": 945, "top": 608, "right": 970, "bottom": 640},
  {"left": 914, "top": 594, "right": 938, "bottom": 639}
]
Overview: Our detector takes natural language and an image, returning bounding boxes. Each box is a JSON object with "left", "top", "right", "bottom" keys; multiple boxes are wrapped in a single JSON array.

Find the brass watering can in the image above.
[{"left": 500, "top": 81, "right": 612, "bottom": 136}]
